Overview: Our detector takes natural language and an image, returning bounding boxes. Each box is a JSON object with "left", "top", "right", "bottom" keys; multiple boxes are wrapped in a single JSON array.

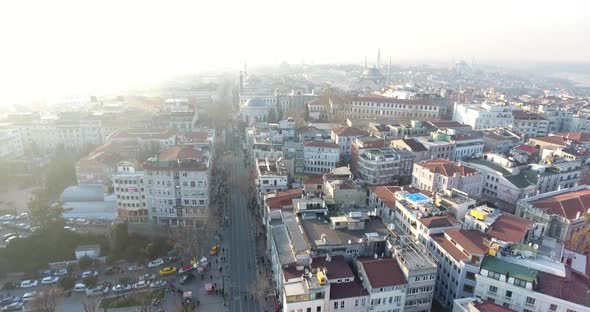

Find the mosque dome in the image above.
[
  {"left": 360, "top": 67, "right": 384, "bottom": 80},
  {"left": 244, "top": 97, "right": 270, "bottom": 108}
]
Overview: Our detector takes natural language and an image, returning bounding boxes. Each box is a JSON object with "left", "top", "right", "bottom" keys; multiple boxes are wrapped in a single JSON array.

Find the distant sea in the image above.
[{"left": 552, "top": 72, "right": 590, "bottom": 87}]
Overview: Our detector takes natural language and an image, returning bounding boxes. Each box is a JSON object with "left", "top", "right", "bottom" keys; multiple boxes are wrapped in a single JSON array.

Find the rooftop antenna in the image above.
[{"left": 377, "top": 48, "right": 381, "bottom": 68}]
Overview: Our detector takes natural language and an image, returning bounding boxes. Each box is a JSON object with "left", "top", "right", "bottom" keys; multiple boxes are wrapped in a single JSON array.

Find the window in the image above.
[
  {"left": 316, "top": 307, "right": 321, "bottom": 312},
  {"left": 307, "top": 308, "right": 311, "bottom": 312},
  {"left": 513, "top": 278, "right": 527, "bottom": 288},
  {"left": 334, "top": 302, "right": 338, "bottom": 309},
  {"left": 355, "top": 299, "right": 359, "bottom": 307},
  {"left": 488, "top": 286, "right": 498, "bottom": 294},
  {"left": 340, "top": 301, "right": 344, "bottom": 308},
  {"left": 525, "top": 297, "right": 535, "bottom": 306},
  {"left": 503, "top": 303, "right": 511, "bottom": 308},
  {"left": 487, "top": 271, "right": 501, "bottom": 280},
  {"left": 549, "top": 304, "right": 557, "bottom": 311},
  {"left": 466, "top": 272, "right": 476, "bottom": 280},
  {"left": 505, "top": 290, "right": 512, "bottom": 298},
  {"left": 463, "top": 284, "right": 474, "bottom": 293}
]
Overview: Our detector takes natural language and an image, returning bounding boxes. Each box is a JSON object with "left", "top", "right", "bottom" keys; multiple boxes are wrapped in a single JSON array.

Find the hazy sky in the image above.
[{"left": 0, "top": 0, "right": 589, "bottom": 104}]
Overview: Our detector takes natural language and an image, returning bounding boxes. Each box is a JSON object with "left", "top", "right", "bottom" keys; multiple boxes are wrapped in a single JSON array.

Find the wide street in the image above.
[{"left": 226, "top": 125, "right": 261, "bottom": 312}]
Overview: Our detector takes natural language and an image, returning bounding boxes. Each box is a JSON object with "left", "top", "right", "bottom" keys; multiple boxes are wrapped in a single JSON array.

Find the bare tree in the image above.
[
  {"left": 29, "top": 287, "right": 63, "bottom": 312},
  {"left": 81, "top": 296, "right": 99, "bottom": 312},
  {"left": 249, "top": 271, "right": 274, "bottom": 303}
]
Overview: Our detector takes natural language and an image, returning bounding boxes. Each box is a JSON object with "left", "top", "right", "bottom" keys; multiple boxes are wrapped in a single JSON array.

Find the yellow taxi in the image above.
[
  {"left": 209, "top": 245, "right": 220, "bottom": 256},
  {"left": 159, "top": 266, "right": 177, "bottom": 276}
]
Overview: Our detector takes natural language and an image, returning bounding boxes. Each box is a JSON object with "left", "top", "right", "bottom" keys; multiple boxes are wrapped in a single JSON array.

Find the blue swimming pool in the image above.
[{"left": 405, "top": 193, "right": 429, "bottom": 202}]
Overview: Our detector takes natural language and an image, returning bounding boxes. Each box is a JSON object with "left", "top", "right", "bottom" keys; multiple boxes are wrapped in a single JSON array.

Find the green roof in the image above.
[
  {"left": 506, "top": 171, "right": 536, "bottom": 189},
  {"left": 481, "top": 255, "right": 538, "bottom": 284},
  {"left": 464, "top": 159, "right": 511, "bottom": 176}
]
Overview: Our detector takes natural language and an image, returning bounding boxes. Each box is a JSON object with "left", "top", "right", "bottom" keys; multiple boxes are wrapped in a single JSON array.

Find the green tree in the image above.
[
  {"left": 28, "top": 196, "right": 65, "bottom": 229},
  {"left": 44, "top": 145, "right": 76, "bottom": 198},
  {"left": 83, "top": 276, "right": 98, "bottom": 288},
  {"left": 59, "top": 276, "right": 75, "bottom": 290},
  {"left": 78, "top": 256, "right": 93, "bottom": 270}
]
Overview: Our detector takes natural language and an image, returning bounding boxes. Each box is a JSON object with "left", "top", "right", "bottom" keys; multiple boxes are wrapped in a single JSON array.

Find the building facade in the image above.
[{"left": 112, "top": 162, "right": 147, "bottom": 223}]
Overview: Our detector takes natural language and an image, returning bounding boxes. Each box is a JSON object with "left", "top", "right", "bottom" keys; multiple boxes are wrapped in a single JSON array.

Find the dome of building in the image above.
[
  {"left": 244, "top": 97, "right": 270, "bottom": 108},
  {"left": 360, "top": 67, "right": 384, "bottom": 80}
]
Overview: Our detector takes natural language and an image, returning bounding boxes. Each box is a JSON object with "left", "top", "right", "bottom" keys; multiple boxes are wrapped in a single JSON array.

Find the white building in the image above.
[
  {"left": 112, "top": 162, "right": 147, "bottom": 223},
  {"left": 453, "top": 102, "right": 518, "bottom": 130},
  {"left": 0, "top": 128, "right": 24, "bottom": 158},
  {"left": 303, "top": 141, "right": 340, "bottom": 174},
  {"left": 144, "top": 146, "right": 211, "bottom": 227},
  {"left": 475, "top": 255, "right": 590, "bottom": 312},
  {"left": 412, "top": 159, "right": 483, "bottom": 196},
  {"left": 255, "top": 158, "right": 289, "bottom": 200},
  {"left": 357, "top": 257, "right": 409, "bottom": 312},
  {"left": 331, "top": 126, "right": 366, "bottom": 158},
  {"left": 453, "top": 134, "right": 484, "bottom": 161},
  {"left": 341, "top": 96, "right": 440, "bottom": 122},
  {"left": 356, "top": 147, "right": 415, "bottom": 185}
]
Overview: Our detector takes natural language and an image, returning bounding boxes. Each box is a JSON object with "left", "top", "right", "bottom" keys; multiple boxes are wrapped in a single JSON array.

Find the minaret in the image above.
[
  {"left": 244, "top": 61, "right": 248, "bottom": 80},
  {"left": 377, "top": 48, "right": 381, "bottom": 69},
  {"left": 387, "top": 57, "right": 392, "bottom": 85}
]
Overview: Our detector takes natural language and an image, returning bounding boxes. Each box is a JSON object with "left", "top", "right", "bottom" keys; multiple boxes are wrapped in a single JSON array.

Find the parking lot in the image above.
[{"left": 0, "top": 247, "right": 228, "bottom": 312}]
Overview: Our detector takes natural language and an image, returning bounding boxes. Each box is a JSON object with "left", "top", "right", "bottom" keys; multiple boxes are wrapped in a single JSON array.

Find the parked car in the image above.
[
  {"left": 127, "top": 265, "right": 143, "bottom": 272},
  {"left": 133, "top": 281, "right": 148, "bottom": 289},
  {"left": 82, "top": 271, "right": 99, "bottom": 279},
  {"left": 54, "top": 269, "right": 68, "bottom": 276},
  {"left": 73, "top": 283, "right": 87, "bottom": 292},
  {"left": 22, "top": 292, "right": 37, "bottom": 302},
  {"left": 139, "top": 273, "right": 156, "bottom": 281},
  {"left": 85, "top": 286, "right": 103, "bottom": 296},
  {"left": 4, "top": 236, "right": 18, "bottom": 245},
  {"left": 178, "top": 264, "right": 194, "bottom": 274},
  {"left": 63, "top": 226, "right": 76, "bottom": 232},
  {"left": 159, "top": 267, "right": 177, "bottom": 276},
  {"left": 15, "top": 224, "right": 30, "bottom": 231},
  {"left": 0, "top": 215, "right": 15, "bottom": 221},
  {"left": 2, "top": 233, "right": 16, "bottom": 242},
  {"left": 15, "top": 213, "right": 29, "bottom": 220},
  {"left": 0, "top": 297, "right": 21, "bottom": 307},
  {"left": 179, "top": 273, "right": 193, "bottom": 285},
  {"left": 1, "top": 302, "right": 23, "bottom": 312},
  {"left": 41, "top": 276, "right": 59, "bottom": 285},
  {"left": 19, "top": 280, "right": 38, "bottom": 288},
  {"left": 148, "top": 258, "right": 164, "bottom": 268},
  {"left": 149, "top": 280, "right": 166, "bottom": 288}
]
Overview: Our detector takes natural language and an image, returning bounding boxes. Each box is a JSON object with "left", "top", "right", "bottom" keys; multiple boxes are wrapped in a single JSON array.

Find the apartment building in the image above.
[
  {"left": 342, "top": 96, "right": 440, "bottom": 123},
  {"left": 391, "top": 138, "right": 429, "bottom": 163},
  {"left": 356, "top": 147, "right": 415, "bottom": 185},
  {"left": 510, "top": 111, "right": 549, "bottom": 138},
  {"left": 351, "top": 136, "right": 386, "bottom": 174},
  {"left": 331, "top": 126, "right": 366, "bottom": 158},
  {"left": 412, "top": 159, "right": 483, "bottom": 196},
  {"left": 516, "top": 185, "right": 590, "bottom": 251},
  {"left": 475, "top": 255, "right": 590, "bottom": 312},
  {"left": 415, "top": 135, "right": 456, "bottom": 161},
  {"left": 453, "top": 134, "right": 484, "bottom": 161},
  {"left": 482, "top": 129, "right": 523, "bottom": 154},
  {"left": 112, "top": 162, "right": 147, "bottom": 223},
  {"left": 303, "top": 141, "right": 340, "bottom": 174},
  {"left": 428, "top": 229, "right": 488, "bottom": 308},
  {"left": 106, "top": 128, "right": 177, "bottom": 150},
  {"left": 144, "top": 146, "right": 211, "bottom": 227},
  {"left": 356, "top": 257, "right": 409, "bottom": 312},
  {"left": 369, "top": 121, "right": 435, "bottom": 141},
  {"left": 255, "top": 157, "right": 289, "bottom": 200},
  {"left": 453, "top": 102, "right": 518, "bottom": 130},
  {"left": 0, "top": 128, "right": 24, "bottom": 158}
]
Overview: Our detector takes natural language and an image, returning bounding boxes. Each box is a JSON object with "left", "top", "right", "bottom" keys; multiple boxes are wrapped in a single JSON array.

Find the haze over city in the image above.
[
  {"left": 1, "top": 0, "right": 590, "bottom": 103},
  {"left": 2, "top": 1, "right": 590, "bottom": 312}
]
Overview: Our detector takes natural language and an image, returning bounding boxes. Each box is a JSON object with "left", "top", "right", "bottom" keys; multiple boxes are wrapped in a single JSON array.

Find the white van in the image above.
[
  {"left": 74, "top": 283, "right": 87, "bottom": 292},
  {"left": 86, "top": 286, "right": 103, "bottom": 296}
]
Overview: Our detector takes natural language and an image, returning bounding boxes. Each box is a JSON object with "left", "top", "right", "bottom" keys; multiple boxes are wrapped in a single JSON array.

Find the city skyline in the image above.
[{"left": 1, "top": 0, "right": 590, "bottom": 104}]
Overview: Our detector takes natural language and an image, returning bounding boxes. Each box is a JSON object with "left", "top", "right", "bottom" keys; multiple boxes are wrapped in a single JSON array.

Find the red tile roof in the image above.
[
  {"left": 528, "top": 187, "right": 590, "bottom": 220},
  {"left": 487, "top": 213, "right": 534, "bottom": 243},
  {"left": 431, "top": 234, "right": 470, "bottom": 261},
  {"left": 400, "top": 138, "right": 427, "bottom": 152},
  {"left": 332, "top": 126, "right": 365, "bottom": 137},
  {"left": 514, "top": 145, "right": 539, "bottom": 154},
  {"left": 445, "top": 229, "right": 487, "bottom": 255},
  {"left": 282, "top": 265, "right": 303, "bottom": 281},
  {"left": 312, "top": 255, "right": 354, "bottom": 280},
  {"left": 304, "top": 175, "right": 324, "bottom": 186},
  {"left": 266, "top": 189, "right": 302, "bottom": 210},
  {"left": 370, "top": 186, "right": 402, "bottom": 209},
  {"left": 158, "top": 146, "right": 202, "bottom": 161},
  {"left": 303, "top": 141, "right": 339, "bottom": 148},
  {"left": 417, "top": 159, "right": 478, "bottom": 177},
  {"left": 419, "top": 215, "right": 459, "bottom": 229},
  {"left": 330, "top": 281, "right": 369, "bottom": 300},
  {"left": 358, "top": 258, "right": 407, "bottom": 288},
  {"left": 530, "top": 136, "right": 567, "bottom": 146},
  {"left": 537, "top": 268, "right": 590, "bottom": 306},
  {"left": 554, "top": 132, "right": 590, "bottom": 143},
  {"left": 473, "top": 300, "right": 517, "bottom": 312}
]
